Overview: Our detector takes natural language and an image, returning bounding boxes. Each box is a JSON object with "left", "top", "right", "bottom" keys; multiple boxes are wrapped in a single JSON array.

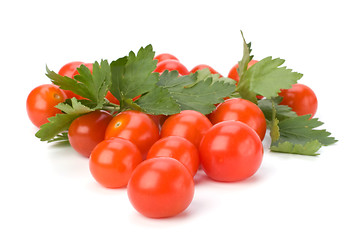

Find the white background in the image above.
[{"left": 1, "top": 0, "right": 359, "bottom": 239}]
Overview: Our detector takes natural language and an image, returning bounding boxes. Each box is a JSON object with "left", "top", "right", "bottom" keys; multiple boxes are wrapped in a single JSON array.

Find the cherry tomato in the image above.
[
  {"left": 154, "top": 59, "right": 189, "bottom": 75},
  {"left": 160, "top": 110, "right": 213, "bottom": 148},
  {"left": 105, "top": 110, "right": 160, "bottom": 159},
  {"left": 147, "top": 136, "right": 200, "bottom": 176},
  {"left": 154, "top": 53, "right": 179, "bottom": 63},
  {"left": 190, "top": 64, "right": 222, "bottom": 76},
  {"left": 58, "top": 61, "right": 84, "bottom": 77},
  {"left": 105, "top": 91, "right": 120, "bottom": 105},
  {"left": 278, "top": 83, "right": 318, "bottom": 118},
  {"left": 26, "top": 84, "right": 67, "bottom": 128},
  {"left": 227, "top": 59, "right": 258, "bottom": 82},
  {"left": 89, "top": 138, "right": 142, "bottom": 188},
  {"left": 127, "top": 157, "right": 195, "bottom": 218},
  {"left": 199, "top": 121, "right": 263, "bottom": 182},
  {"left": 68, "top": 110, "right": 112, "bottom": 157},
  {"left": 209, "top": 98, "right": 267, "bottom": 141}
]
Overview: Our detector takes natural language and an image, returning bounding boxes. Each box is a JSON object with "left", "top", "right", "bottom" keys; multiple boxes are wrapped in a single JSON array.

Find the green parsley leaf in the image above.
[
  {"left": 241, "top": 57, "right": 303, "bottom": 100},
  {"left": 35, "top": 98, "right": 93, "bottom": 142},
  {"left": 237, "top": 30, "right": 254, "bottom": 82},
  {"left": 270, "top": 114, "right": 337, "bottom": 155},
  {"left": 47, "top": 60, "right": 112, "bottom": 108},
  {"left": 156, "top": 70, "right": 236, "bottom": 115},
  {"left": 110, "top": 44, "right": 158, "bottom": 102},
  {"left": 258, "top": 98, "right": 297, "bottom": 124}
]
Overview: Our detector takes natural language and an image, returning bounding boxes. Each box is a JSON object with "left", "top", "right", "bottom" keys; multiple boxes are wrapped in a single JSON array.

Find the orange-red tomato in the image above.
[
  {"left": 278, "top": 83, "right": 318, "bottom": 118},
  {"left": 26, "top": 84, "right": 67, "bottom": 128},
  {"left": 199, "top": 121, "right": 263, "bottom": 182},
  {"left": 68, "top": 110, "right": 113, "bottom": 157},
  {"left": 154, "top": 59, "right": 189, "bottom": 75},
  {"left": 89, "top": 138, "right": 143, "bottom": 188},
  {"left": 189, "top": 64, "right": 222, "bottom": 76},
  {"left": 147, "top": 136, "right": 200, "bottom": 176},
  {"left": 209, "top": 98, "right": 267, "bottom": 141},
  {"left": 105, "top": 110, "right": 160, "bottom": 159},
  {"left": 227, "top": 59, "right": 258, "bottom": 83},
  {"left": 160, "top": 110, "right": 213, "bottom": 148},
  {"left": 154, "top": 53, "right": 179, "bottom": 63},
  {"left": 127, "top": 157, "right": 195, "bottom": 218}
]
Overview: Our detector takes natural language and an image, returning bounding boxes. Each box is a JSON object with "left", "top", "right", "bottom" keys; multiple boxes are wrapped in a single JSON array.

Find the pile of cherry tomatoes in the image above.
[{"left": 26, "top": 53, "right": 318, "bottom": 218}]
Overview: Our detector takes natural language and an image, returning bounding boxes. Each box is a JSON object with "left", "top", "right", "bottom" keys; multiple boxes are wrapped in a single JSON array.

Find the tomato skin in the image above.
[
  {"left": 105, "top": 110, "right": 160, "bottom": 159},
  {"left": 154, "top": 59, "right": 189, "bottom": 75},
  {"left": 209, "top": 98, "right": 267, "bottom": 141},
  {"left": 227, "top": 59, "right": 258, "bottom": 82},
  {"left": 199, "top": 121, "right": 263, "bottom": 182},
  {"left": 26, "top": 84, "right": 67, "bottom": 128},
  {"left": 127, "top": 157, "right": 195, "bottom": 218},
  {"left": 89, "top": 138, "right": 143, "bottom": 188},
  {"left": 147, "top": 136, "right": 200, "bottom": 176},
  {"left": 154, "top": 53, "right": 179, "bottom": 63},
  {"left": 190, "top": 64, "right": 222, "bottom": 76},
  {"left": 278, "top": 83, "right": 318, "bottom": 118},
  {"left": 68, "top": 110, "right": 113, "bottom": 158},
  {"left": 160, "top": 110, "right": 213, "bottom": 148}
]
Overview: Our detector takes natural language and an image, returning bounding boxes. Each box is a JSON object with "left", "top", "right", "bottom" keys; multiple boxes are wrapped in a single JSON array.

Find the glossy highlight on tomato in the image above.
[
  {"left": 209, "top": 98, "right": 267, "bottom": 141},
  {"left": 89, "top": 138, "right": 143, "bottom": 188},
  {"left": 68, "top": 110, "right": 113, "bottom": 157},
  {"left": 105, "top": 110, "right": 160, "bottom": 159},
  {"left": 154, "top": 59, "right": 189, "bottom": 75},
  {"left": 199, "top": 121, "right": 263, "bottom": 182},
  {"left": 160, "top": 110, "right": 213, "bottom": 148},
  {"left": 26, "top": 84, "right": 67, "bottom": 128},
  {"left": 147, "top": 136, "right": 200, "bottom": 176},
  {"left": 279, "top": 83, "right": 318, "bottom": 118},
  {"left": 127, "top": 157, "right": 195, "bottom": 218}
]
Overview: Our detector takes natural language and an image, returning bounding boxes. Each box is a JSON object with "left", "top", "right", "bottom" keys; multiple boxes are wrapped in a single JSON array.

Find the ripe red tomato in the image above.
[
  {"left": 154, "top": 59, "right": 189, "bottom": 75},
  {"left": 147, "top": 136, "right": 200, "bottom": 176},
  {"left": 127, "top": 157, "right": 195, "bottom": 218},
  {"left": 189, "top": 64, "right": 222, "bottom": 76},
  {"left": 105, "top": 110, "right": 160, "bottom": 159},
  {"left": 160, "top": 110, "right": 213, "bottom": 148},
  {"left": 199, "top": 121, "right": 263, "bottom": 182},
  {"left": 68, "top": 110, "right": 112, "bottom": 157},
  {"left": 154, "top": 53, "right": 179, "bottom": 63},
  {"left": 89, "top": 138, "right": 142, "bottom": 188},
  {"left": 278, "top": 83, "right": 318, "bottom": 118},
  {"left": 209, "top": 98, "right": 267, "bottom": 141},
  {"left": 227, "top": 59, "right": 258, "bottom": 82},
  {"left": 26, "top": 84, "right": 67, "bottom": 128},
  {"left": 58, "top": 61, "right": 84, "bottom": 77}
]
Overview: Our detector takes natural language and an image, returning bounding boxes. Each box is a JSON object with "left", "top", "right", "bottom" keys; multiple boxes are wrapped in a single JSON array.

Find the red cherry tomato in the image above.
[
  {"left": 160, "top": 110, "right": 213, "bottom": 148},
  {"left": 227, "top": 59, "right": 258, "bottom": 82},
  {"left": 68, "top": 110, "right": 113, "bottom": 157},
  {"left": 105, "top": 91, "right": 120, "bottom": 105},
  {"left": 190, "top": 64, "right": 222, "bottom": 76},
  {"left": 199, "top": 121, "right": 263, "bottom": 182},
  {"left": 147, "top": 136, "right": 200, "bottom": 176},
  {"left": 278, "top": 83, "right": 318, "bottom": 118},
  {"left": 154, "top": 59, "right": 189, "bottom": 75},
  {"left": 127, "top": 157, "right": 195, "bottom": 218},
  {"left": 89, "top": 138, "right": 143, "bottom": 188},
  {"left": 58, "top": 61, "right": 84, "bottom": 77},
  {"left": 154, "top": 53, "right": 179, "bottom": 63},
  {"left": 26, "top": 84, "right": 67, "bottom": 128},
  {"left": 209, "top": 98, "right": 267, "bottom": 141},
  {"left": 105, "top": 110, "right": 160, "bottom": 159}
]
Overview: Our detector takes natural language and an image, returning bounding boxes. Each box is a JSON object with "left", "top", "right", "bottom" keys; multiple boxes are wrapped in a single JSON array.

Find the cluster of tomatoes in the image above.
[{"left": 26, "top": 53, "right": 318, "bottom": 218}]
